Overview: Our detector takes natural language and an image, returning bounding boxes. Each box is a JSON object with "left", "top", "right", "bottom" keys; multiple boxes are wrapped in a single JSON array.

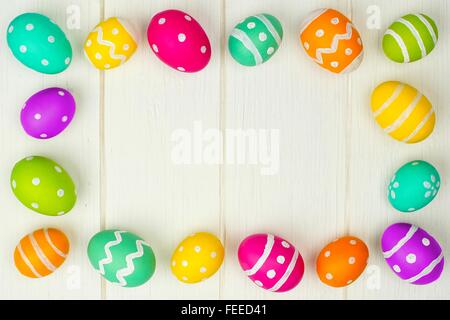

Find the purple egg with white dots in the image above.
[
  {"left": 381, "top": 222, "right": 444, "bottom": 285},
  {"left": 21, "top": 87, "right": 75, "bottom": 139}
]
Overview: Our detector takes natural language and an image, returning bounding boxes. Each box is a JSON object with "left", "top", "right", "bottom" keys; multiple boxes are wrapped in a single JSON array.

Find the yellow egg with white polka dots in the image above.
[
  {"left": 171, "top": 232, "right": 224, "bottom": 284},
  {"left": 84, "top": 17, "right": 137, "bottom": 70}
]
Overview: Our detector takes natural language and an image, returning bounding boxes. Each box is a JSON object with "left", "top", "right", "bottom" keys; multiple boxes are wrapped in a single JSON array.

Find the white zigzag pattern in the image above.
[
  {"left": 94, "top": 26, "right": 127, "bottom": 63},
  {"left": 98, "top": 231, "right": 126, "bottom": 275},
  {"left": 116, "top": 240, "right": 150, "bottom": 286},
  {"left": 314, "top": 22, "right": 353, "bottom": 64}
]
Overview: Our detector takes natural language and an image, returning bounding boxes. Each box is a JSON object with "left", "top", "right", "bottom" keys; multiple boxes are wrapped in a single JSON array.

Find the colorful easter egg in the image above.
[
  {"left": 10, "top": 156, "right": 77, "bottom": 216},
  {"left": 383, "top": 13, "right": 438, "bottom": 63},
  {"left": 316, "top": 236, "right": 369, "bottom": 287},
  {"left": 228, "top": 13, "right": 283, "bottom": 66},
  {"left": 300, "top": 8, "right": 363, "bottom": 74},
  {"left": 87, "top": 230, "right": 156, "bottom": 287},
  {"left": 7, "top": 13, "right": 72, "bottom": 74},
  {"left": 371, "top": 81, "right": 435, "bottom": 143},
  {"left": 381, "top": 223, "right": 444, "bottom": 285},
  {"left": 238, "top": 233, "right": 304, "bottom": 292},
  {"left": 147, "top": 9, "right": 211, "bottom": 72},
  {"left": 21, "top": 87, "right": 75, "bottom": 139},
  {"left": 171, "top": 232, "right": 224, "bottom": 284},
  {"left": 388, "top": 160, "right": 440, "bottom": 213},
  {"left": 14, "top": 228, "right": 69, "bottom": 278},
  {"left": 84, "top": 17, "right": 137, "bottom": 70}
]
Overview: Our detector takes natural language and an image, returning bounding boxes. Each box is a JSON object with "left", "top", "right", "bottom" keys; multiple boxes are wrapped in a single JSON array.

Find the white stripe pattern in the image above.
[
  {"left": 245, "top": 234, "right": 275, "bottom": 276},
  {"left": 373, "top": 83, "right": 405, "bottom": 117},
  {"left": 268, "top": 250, "right": 299, "bottom": 292},
  {"left": 398, "top": 18, "right": 427, "bottom": 58},
  {"left": 116, "top": 240, "right": 150, "bottom": 286},
  {"left": 314, "top": 22, "right": 353, "bottom": 65},
  {"left": 406, "top": 252, "right": 443, "bottom": 283},
  {"left": 231, "top": 28, "right": 263, "bottom": 65},
  {"left": 384, "top": 93, "right": 423, "bottom": 134},
  {"left": 98, "top": 231, "right": 126, "bottom": 275},
  {"left": 385, "top": 29, "right": 410, "bottom": 63},
  {"left": 93, "top": 27, "right": 127, "bottom": 64},
  {"left": 415, "top": 14, "right": 437, "bottom": 44},
  {"left": 17, "top": 243, "right": 42, "bottom": 278},
  {"left": 300, "top": 9, "right": 327, "bottom": 34},
  {"left": 29, "top": 233, "right": 56, "bottom": 272},
  {"left": 44, "top": 228, "right": 66, "bottom": 258},
  {"left": 402, "top": 107, "right": 434, "bottom": 143},
  {"left": 383, "top": 225, "right": 418, "bottom": 258},
  {"left": 255, "top": 14, "right": 281, "bottom": 45}
]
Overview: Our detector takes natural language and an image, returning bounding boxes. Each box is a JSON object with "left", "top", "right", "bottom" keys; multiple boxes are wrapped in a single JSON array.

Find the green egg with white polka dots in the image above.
[
  {"left": 7, "top": 13, "right": 72, "bottom": 74},
  {"left": 388, "top": 160, "right": 440, "bottom": 213},
  {"left": 229, "top": 13, "right": 283, "bottom": 66},
  {"left": 10, "top": 156, "right": 77, "bottom": 216}
]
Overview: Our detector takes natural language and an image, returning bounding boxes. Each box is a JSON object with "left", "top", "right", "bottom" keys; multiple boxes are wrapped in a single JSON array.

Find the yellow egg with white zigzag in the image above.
[
  {"left": 84, "top": 17, "right": 137, "bottom": 70},
  {"left": 371, "top": 81, "right": 435, "bottom": 143}
]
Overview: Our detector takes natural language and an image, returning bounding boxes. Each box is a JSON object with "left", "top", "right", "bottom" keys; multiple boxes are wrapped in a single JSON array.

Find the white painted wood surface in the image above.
[{"left": 0, "top": 0, "right": 449, "bottom": 299}]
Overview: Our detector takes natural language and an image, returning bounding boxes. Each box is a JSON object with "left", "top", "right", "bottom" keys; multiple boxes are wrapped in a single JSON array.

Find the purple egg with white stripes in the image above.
[
  {"left": 21, "top": 87, "right": 75, "bottom": 139},
  {"left": 381, "top": 223, "right": 444, "bottom": 285}
]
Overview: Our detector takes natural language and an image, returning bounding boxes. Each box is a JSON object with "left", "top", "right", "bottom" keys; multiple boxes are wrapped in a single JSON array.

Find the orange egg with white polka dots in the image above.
[
  {"left": 171, "top": 232, "right": 224, "bottom": 284},
  {"left": 316, "top": 236, "right": 369, "bottom": 287}
]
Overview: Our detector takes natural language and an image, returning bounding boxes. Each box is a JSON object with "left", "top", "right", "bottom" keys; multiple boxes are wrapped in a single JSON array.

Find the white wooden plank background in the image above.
[{"left": 0, "top": 0, "right": 450, "bottom": 299}]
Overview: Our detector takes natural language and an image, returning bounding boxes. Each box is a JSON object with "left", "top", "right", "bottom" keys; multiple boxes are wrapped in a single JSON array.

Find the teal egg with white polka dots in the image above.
[
  {"left": 229, "top": 13, "right": 283, "bottom": 66},
  {"left": 388, "top": 160, "right": 440, "bottom": 213},
  {"left": 7, "top": 13, "right": 72, "bottom": 74},
  {"left": 10, "top": 156, "right": 77, "bottom": 216}
]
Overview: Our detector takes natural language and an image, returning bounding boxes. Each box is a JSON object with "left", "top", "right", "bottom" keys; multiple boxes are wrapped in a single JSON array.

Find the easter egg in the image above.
[
  {"left": 238, "top": 233, "right": 304, "bottom": 292},
  {"left": 316, "top": 236, "right": 369, "bottom": 287},
  {"left": 300, "top": 8, "right": 363, "bottom": 74},
  {"left": 147, "top": 9, "right": 211, "bottom": 73},
  {"left": 7, "top": 13, "right": 72, "bottom": 74},
  {"left": 10, "top": 156, "right": 76, "bottom": 216},
  {"left": 171, "top": 232, "right": 224, "bottom": 284},
  {"left": 388, "top": 160, "right": 440, "bottom": 213},
  {"left": 14, "top": 228, "right": 69, "bottom": 278},
  {"left": 84, "top": 17, "right": 137, "bottom": 70},
  {"left": 383, "top": 13, "right": 438, "bottom": 63},
  {"left": 21, "top": 87, "right": 75, "bottom": 139},
  {"left": 228, "top": 14, "right": 283, "bottom": 67},
  {"left": 371, "top": 81, "right": 435, "bottom": 143},
  {"left": 87, "top": 230, "right": 156, "bottom": 287},
  {"left": 381, "top": 223, "right": 444, "bottom": 285}
]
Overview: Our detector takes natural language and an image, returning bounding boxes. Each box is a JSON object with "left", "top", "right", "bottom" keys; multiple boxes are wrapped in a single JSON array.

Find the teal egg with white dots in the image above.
[
  {"left": 6, "top": 13, "right": 72, "bottom": 74},
  {"left": 388, "top": 160, "right": 440, "bottom": 213},
  {"left": 229, "top": 13, "right": 283, "bottom": 66},
  {"left": 10, "top": 156, "right": 77, "bottom": 216},
  {"left": 383, "top": 13, "right": 438, "bottom": 63}
]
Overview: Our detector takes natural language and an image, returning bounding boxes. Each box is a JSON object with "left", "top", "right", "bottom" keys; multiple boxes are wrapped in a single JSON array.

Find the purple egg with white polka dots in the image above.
[
  {"left": 381, "top": 223, "right": 444, "bottom": 285},
  {"left": 21, "top": 87, "right": 75, "bottom": 139}
]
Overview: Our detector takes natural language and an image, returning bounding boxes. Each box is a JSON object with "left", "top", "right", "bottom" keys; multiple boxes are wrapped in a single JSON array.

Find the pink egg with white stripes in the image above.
[
  {"left": 381, "top": 223, "right": 444, "bottom": 285},
  {"left": 21, "top": 87, "right": 75, "bottom": 139},
  {"left": 147, "top": 9, "right": 211, "bottom": 73},
  {"left": 238, "top": 234, "right": 305, "bottom": 292}
]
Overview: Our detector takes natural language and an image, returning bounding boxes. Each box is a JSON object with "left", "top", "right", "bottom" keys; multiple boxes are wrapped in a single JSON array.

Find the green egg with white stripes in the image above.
[
  {"left": 383, "top": 13, "right": 438, "bottom": 63},
  {"left": 87, "top": 230, "right": 156, "bottom": 288},
  {"left": 229, "top": 13, "right": 283, "bottom": 66}
]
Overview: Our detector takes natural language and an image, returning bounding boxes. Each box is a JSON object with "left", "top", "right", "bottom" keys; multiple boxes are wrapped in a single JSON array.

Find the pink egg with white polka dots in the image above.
[
  {"left": 238, "top": 233, "right": 305, "bottom": 292},
  {"left": 21, "top": 87, "right": 75, "bottom": 139},
  {"left": 147, "top": 9, "right": 211, "bottom": 73}
]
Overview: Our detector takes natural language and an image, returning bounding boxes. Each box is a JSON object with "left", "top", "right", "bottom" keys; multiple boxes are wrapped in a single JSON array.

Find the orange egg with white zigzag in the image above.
[
  {"left": 300, "top": 8, "right": 363, "bottom": 74},
  {"left": 14, "top": 228, "right": 69, "bottom": 278}
]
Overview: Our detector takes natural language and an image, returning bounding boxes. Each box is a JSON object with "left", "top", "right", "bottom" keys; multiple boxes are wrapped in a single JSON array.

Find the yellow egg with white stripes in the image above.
[
  {"left": 171, "top": 232, "right": 224, "bottom": 284},
  {"left": 371, "top": 81, "right": 435, "bottom": 143},
  {"left": 84, "top": 17, "right": 137, "bottom": 70}
]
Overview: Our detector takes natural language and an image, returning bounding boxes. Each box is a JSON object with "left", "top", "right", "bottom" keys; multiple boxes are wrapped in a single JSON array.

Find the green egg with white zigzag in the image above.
[
  {"left": 87, "top": 230, "right": 156, "bottom": 288},
  {"left": 229, "top": 13, "right": 283, "bottom": 66},
  {"left": 383, "top": 13, "right": 438, "bottom": 63}
]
